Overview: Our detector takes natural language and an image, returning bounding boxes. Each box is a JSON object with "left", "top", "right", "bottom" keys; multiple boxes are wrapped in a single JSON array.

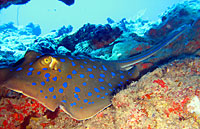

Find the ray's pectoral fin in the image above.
[
  {"left": 0, "top": 68, "right": 11, "bottom": 85},
  {"left": 22, "top": 50, "right": 42, "bottom": 65},
  {"left": 0, "top": 50, "right": 42, "bottom": 86}
]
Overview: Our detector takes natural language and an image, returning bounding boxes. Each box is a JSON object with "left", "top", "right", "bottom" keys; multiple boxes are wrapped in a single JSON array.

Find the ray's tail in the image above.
[{"left": 114, "top": 25, "right": 190, "bottom": 71}]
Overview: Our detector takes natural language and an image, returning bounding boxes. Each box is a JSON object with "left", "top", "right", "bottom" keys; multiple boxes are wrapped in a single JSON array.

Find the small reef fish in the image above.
[{"left": 0, "top": 26, "right": 188, "bottom": 120}]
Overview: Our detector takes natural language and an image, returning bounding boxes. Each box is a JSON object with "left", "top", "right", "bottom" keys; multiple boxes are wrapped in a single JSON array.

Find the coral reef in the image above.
[
  {"left": 0, "top": 22, "right": 38, "bottom": 67},
  {"left": 59, "top": 23, "right": 123, "bottom": 51}
]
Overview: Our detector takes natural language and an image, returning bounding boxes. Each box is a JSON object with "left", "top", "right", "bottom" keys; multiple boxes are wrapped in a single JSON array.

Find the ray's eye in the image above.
[
  {"left": 41, "top": 56, "right": 52, "bottom": 65},
  {"left": 44, "top": 58, "right": 51, "bottom": 64}
]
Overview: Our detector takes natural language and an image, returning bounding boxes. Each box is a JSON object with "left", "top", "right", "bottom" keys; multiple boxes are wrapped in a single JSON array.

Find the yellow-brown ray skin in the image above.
[{"left": 1, "top": 53, "right": 135, "bottom": 120}]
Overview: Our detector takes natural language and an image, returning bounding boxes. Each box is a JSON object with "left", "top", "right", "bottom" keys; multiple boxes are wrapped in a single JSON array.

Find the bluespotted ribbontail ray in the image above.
[{"left": 0, "top": 25, "right": 189, "bottom": 120}]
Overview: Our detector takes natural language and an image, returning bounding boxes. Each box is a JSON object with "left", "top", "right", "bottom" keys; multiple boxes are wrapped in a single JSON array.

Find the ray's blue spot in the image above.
[
  {"left": 52, "top": 77, "right": 57, "bottom": 81},
  {"left": 76, "top": 57, "right": 80, "bottom": 59},
  {"left": 94, "top": 88, "right": 100, "bottom": 92},
  {"left": 84, "top": 99, "right": 88, "bottom": 103},
  {"left": 32, "top": 82, "right": 36, "bottom": 85},
  {"left": 61, "top": 100, "right": 67, "bottom": 103},
  {"left": 37, "top": 71, "right": 41, "bottom": 75},
  {"left": 93, "top": 65, "right": 96, "bottom": 69},
  {"left": 120, "top": 82, "right": 123, "bottom": 84},
  {"left": 87, "top": 68, "right": 92, "bottom": 72},
  {"left": 42, "top": 68, "right": 48, "bottom": 70},
  {"left": 70, "top": 103, "right": 73, "bottom": 107},
  {"left": 80, "top": 107, "right": 83, "bottom": 109},
  {"left": 111, "top": 72, "right": 115, "bottom": 76},
  {"left": 9, "top": 69, "right": 13, "bottom": 71},
  {"left": 88, "top": 92, "right": 92, "bottom": 96},
  {"left": 97, "top": 95, "right": 100, "bottom": 98},
  {"left": 29, "top": 67, "right": 34, "bottom": 71},
  {"left": 60, "top": 59, "right": 65, "bottom": 62},
  {"left": 102, "top": 65, "right": 107, "bottom": 71},
  {"left": 45, "top": 96, "right": 48, "bottom": 99},
  {"left": 82, "top": 82, "right": 87, "bottom": 86},
  {"left": 71, "top": 62, "right": 76, "bottom": 66},
  {"left": 73, "top": 102, "right": 76, "bottom": 105},
  {"left": 68, "top": 57, "right": 73, "bottom": 60},
  {"left": 40, "top": 90, "right": 43, "bottom": 93},
  {"left": 88, "top": 102, "right": 92, "bottom": 104},
  {"left": 59, "top": 88, "right": 64, "bottom": 93},
  {"left": 84, "top": 61, "right": 87, "bottom": 64},
  {"left": 118, "top": 84, "right": 121, "bottom": 87},
  {"left": 92, "top": 102, "right": 94, "bottom": 104},
  {"left": 53, "top": 95, "right": 56, "bottom": 99},
  {"left": 46, "top": 78, "right": 50, "bottom": 82},
  {"left": 74, "top": 93, "right": 79, "bottom": 98},
  {"left": 120, "top": 71, "right": 123, "bottom": 73},
  {"left": 29, "top": 62, "right": 33, "bottom": 65},
  {"left": 45, "top": 73, "right": 50, "bottom": 78},
  {"left": 89, "top": 59, "right": 95, "bottom": 61},
  {"left": 108, "top": 83, "right": 112, "bottom": 87},
  {"left": 89, "top": 74, "right": 94, "bottom": 78},
  {"left": 99, "top": 78, "right": 104, "bottom": 82},
  {"left": 101, "top": 96, "right": 105, "bottom": 99},
  {"left": 109, "top": 89, "right": 113, "bottom": 91},
  {"left": 16, "top": 67, "right": 22, "bottom": 71},
  {"left": 58, "top": 69, "right": 61, "bottom": 72},
  {"left": 80, "top": 65, "right": 84, "bottom": 68},
  {"left": 41, "top": 82, "right": 45, "bottom": 86},
  {"left": 27, "top": 72, "right": 32, "bottom": 76},
  {"left": 36, "top": 56, "right": 40, "bottom": 58},
  {"left": 63, "top": 82, "right": 67, "bottom": 88},
  {"left": 80, "top": 74, "right": 84, "bottom": 78},
  {"left": 67, "top": 75, "right": 72, "bottom": 79},
  {"left": 100, "top": 86, "right": 105, "bottom": 90},
  {"left": 49, "top": 87, "right": 54, "bottom": 92},
  {"left": 105, "top": 93, "right": 109, "bottom": 95},
  {"left": 72, "top": 70, "right": 77, "bottom": 74},
  {"left": 100, "top": 74, "right": 105, "bottom": 78},
  {"left": 120, "top": 75, "right": 124, "bottom": 79},
  {"left": 75, "top": 87, "right": 80, "bottom": 92}
]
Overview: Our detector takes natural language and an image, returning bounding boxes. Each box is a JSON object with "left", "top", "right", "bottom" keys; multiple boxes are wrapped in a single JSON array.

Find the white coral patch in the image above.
[{"left": 187, "top": 96, "right": 200, "bottom": 115}]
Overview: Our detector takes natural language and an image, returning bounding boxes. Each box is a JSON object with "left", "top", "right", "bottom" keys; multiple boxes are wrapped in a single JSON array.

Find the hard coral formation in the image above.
[
  {"left": 0, "top": 22, "right": 38, "bottom": 67},
  {"left": 146, "top": 1, "right": 199, "bottom": 41},
  {"left": 56, "top": 25, "right": 73, "bottom": 38},
  {"left": 59, "top": 23, "right": 122, "bottom": 51}
]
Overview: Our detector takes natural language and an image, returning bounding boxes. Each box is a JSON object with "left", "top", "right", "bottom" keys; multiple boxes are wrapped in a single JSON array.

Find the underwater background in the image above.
[{"left": 0, "top": 0, "right": 199, "bottom": 128}]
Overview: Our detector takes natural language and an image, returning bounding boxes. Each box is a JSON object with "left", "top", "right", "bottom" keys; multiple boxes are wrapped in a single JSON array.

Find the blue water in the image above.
[{"left": 0, "top": 0, "right": 184, "bottom": 35}]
